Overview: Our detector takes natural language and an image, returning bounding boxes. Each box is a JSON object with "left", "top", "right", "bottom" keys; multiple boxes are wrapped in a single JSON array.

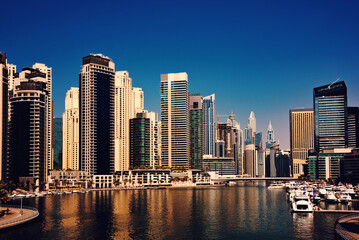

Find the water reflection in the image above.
[{"left": 1, "top": 183, "right": 351, "bottom": 240}]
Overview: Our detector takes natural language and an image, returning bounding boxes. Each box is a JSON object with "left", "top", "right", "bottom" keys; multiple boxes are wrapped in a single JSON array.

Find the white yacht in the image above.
[
  {"left": 268, "top": 182, "right": 285, "bottom": 189},
  {"left": 291, "top": 194, "right": 314, "bottom": 213},
  {"left": 337, "top": 192, "right": 351, "bottom": 203},
  {"left": 325, "top": 191, "right": 337, "bottom": 203}
]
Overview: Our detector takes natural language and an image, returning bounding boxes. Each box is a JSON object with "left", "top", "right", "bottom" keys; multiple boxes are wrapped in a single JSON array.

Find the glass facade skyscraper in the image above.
[
  {"left": 80, "top": 54, "right": 115, "bottom": 175},
  {"left": 160, "top": 73, "right": 189, "bottom": 168},
  {"left": 348, "top": 107, "right": 359, "bottom": 148},
  {"left": 130, "top": 115, "right": 150, "bottom": 167},
  {"left": 313, "top": 81, "right": 347, "bottom": 151},
  {"left": 190, "top": 93, "right": 203, "bottom": 169},
  {"left": 203, "top": 94, "right": 215, "bottom": 156}
]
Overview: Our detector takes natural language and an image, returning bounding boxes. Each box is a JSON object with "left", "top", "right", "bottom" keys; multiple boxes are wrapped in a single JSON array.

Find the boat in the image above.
[
  {"left": 337, "top": 192, "right": 351, "bottom": 203},
  {"left": 325, "top": 191, "right": 337, "bottom": 203},
  {"left": 268, "top": 182, "right": 285, "bottom": 189},
  {"left": 291, "top": 194, "right": 314, "bottom": 213},
  {"left": 318, "top": 188, "right": 327, "bottom": 198}
]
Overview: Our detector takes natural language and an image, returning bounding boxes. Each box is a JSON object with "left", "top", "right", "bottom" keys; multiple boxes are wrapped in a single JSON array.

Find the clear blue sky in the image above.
[{"left": 2, "top": 0, "right": 359, "bottom": 149}]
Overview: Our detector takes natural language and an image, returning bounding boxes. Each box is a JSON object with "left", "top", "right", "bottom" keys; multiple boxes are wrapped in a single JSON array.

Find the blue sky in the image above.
[{"left": 2, "top": 0, "right": 359, "bottom": 149}]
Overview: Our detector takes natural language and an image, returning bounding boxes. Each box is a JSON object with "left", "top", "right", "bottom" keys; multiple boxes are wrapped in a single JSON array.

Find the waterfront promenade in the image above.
[
  {"left": 335, "top": 213, "right": 359, "bottom": 240},
  {"left": 0, "top": 205, "right": 39, "bottom": 229}
]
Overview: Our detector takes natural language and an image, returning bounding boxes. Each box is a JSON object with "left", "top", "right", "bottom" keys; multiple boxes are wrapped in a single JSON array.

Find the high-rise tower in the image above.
[
  {"left": 160, "top": 72, "right": 189, "bottom": 168},
  {"left": 115, "top": 71, "right": 134, "bottom": 171},
  {"left": 290, "top": 108, "right": 315, "bottom": 178},
  {"left": 80, "top": 54, "right": 115, "bottom": 176},
  {"left": 348, "top": 107, "right": 359, "bottom": 148},
  {"left": 189, "top": 93, "right": 204, "bottom": 169},
  {"left": 32, "top": 63, "right": 53, "bottom": 171},
  {"left": 8, "top": 67, "right": 48, "bottom": 184},
  {"left": 313, "top": 81, "right": 347, "bottom": 150},
  {"left": 0, "top": 53, "right": 8, "bottom": 180},
  {"left": 266, "top": 121, "right": 275, "bottom": 149},
  {"left": 203, "top": 94, "right": 215, "bottom": 155},
  {"left": 63, "top": 87, "right": 79, "bottom": 170}
]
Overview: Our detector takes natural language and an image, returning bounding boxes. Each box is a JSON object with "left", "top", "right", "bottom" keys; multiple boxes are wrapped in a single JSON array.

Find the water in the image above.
[{"left": 1, "top": 181, "right": 354, "bottom": 240}]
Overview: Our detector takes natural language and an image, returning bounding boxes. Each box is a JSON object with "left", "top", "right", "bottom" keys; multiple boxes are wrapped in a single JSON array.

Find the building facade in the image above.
[
  {"left": 63, "top": 87, "right": 79, "bottom": 170},
  {"left": 8, "top": 67, "right": 48, "bottom": 183},
  {"left": 203, "top": 94, "right": 215, "bottom": 155},
  {"left": 314, "top": 81, "right": 348, "bottom": 151},
  {"left": 53, "top": 117, "right": 62, "bottom": 170},
  {"left": 32, "top": 63, "right": 53, "bottom": 171},
  {"left": 0, "top": 53, "right": 8, "bottom": 180},
  {"left": 189, "top": 93, "right": 203, "bottom": 169},
  {"left": 160, "top": 73, "right": 189, "bottom": 168},
  {"left": 115, "top": 71, "right": 136, "bottom": 171},
  {"left": 289, "top": 108, "right": 315, "bottom": 178},
  {"left": 79, "top": 54, "right": 115, "bottom": 176},
  {"left": 266, "top": 121, "right": 275, "bottom": 149},
  {"left": 348, "top": 107, "right": 359, "bottom": 148},
  {"left": 130, "top": 113, "right": 150, "bottom": 167}
]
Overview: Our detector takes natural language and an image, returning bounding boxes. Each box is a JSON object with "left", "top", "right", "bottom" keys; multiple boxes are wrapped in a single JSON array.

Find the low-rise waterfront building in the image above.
[
  {"left": 308, "top": 148, "right": 351, "bottom": 180},
  {"left": 203, "top": 156, "right": 236, "bottom": 175},
  {"left": 93, "top": 175, "right": 113, "bottom": 188},
  {"left": 340, "top": 149, "right": 359, "bottom": 184},
  {"left": 115, "top": 169, "right": 171, "bottom": 186},
  {"left": 47, "top": 170, "right": 91, "bottom": 189}
]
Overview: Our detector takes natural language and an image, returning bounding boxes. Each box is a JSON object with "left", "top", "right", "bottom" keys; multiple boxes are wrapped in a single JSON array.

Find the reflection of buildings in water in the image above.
[{"left": 292, "top": 213, "right": 314, "bottom": 239}]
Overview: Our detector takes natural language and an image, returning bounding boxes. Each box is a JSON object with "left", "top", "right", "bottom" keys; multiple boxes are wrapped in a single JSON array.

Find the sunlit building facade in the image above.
[
  {"left": 80, "top": 54, "right": 115, "bottom": 176},
  {"left": 203, "top": 94, "right": 215, "bottom": 155},
  {"left": 63, "top": 87, "right": 79, "bottom": 170},
  {"left": 290, "top": 108, "right": 315, "bottom": 178},
  {"left": 32, "top": 63, "right": 53, "bottom": 171},
  {"left": 314, "top": 81, "right": 347, "bottom": 151},
  {"left": 160, "top": 72, "right": 189, "bottom": 168}
]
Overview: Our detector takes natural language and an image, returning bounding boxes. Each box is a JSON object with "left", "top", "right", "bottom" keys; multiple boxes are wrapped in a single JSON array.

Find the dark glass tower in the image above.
[
  {"left": 0, "top": 53, "right": 8, "bottom": 180},
  {"left": 348, "top": 107, "right": 359, "bottom": 148},
  {"left": 130, "top": 113, "right": 150, "bottom": 168},
  {"left": 53, "top": 117, "right": 63, "bottom": 169},
  {"left": 80, "top": 54, "right": 115, "bottom": 175},
  {"left": 313, "top": 81, "right": 347, "bottom": 151},
  {"left": 189, "top": 93, "right": 203, "bottom": 169},
  {"left": 8, "top": 68, "right": 48, "bottom": 182}
]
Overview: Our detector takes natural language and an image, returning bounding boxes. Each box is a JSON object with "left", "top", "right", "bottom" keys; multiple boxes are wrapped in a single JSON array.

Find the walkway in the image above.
[
  {"left": 335, "top": 213, "right": 359, "bottom": 240},
  {"left": 0, "top": 205, "right": 39, "bottom": 229}
]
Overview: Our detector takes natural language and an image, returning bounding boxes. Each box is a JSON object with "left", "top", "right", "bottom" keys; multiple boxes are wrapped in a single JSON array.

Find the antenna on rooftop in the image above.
[{"left": 328, "top": 78, "right": 340, "bottom": 89}]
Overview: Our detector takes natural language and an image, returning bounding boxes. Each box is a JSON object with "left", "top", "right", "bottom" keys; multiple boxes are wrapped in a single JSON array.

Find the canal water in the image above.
[{"left": 1, "top": 181, "right": 356, "bottom": 240}]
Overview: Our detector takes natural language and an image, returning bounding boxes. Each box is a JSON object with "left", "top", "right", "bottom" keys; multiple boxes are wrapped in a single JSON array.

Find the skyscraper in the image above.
[
  {"left": 289, "top": 108, "right": 315, "bottom": 178},
  {"left": 348, "top": 107, "right": 359, "bottom": 148},
  {"left": 147, "top": 111, "right": 160, "bottom": 167},
  {"left": 189, "top": 93, "right": 204, "bottom": 169},
  {"left": 266, "top": 121, "right": 275, "bottom": 149},
  {"left": 63, "top": 87, "right": 79, "bottom": 170},
  {"left": 80, "top": 54, "right": 115, "bottom": 176},
  {"left": 115, "top": 71, "right": 134, "bottom": 171},
  {"left": 8, "top": 67, "right": 48, "bottom": 183},
  {"left": 160, "top": 72, "right": 189, "bottom": 168},
  {"left": 203, "top": 94, "right": 215, "bottom": 155},
  {"left": 53, "top": 117, "right": 62, "bottom": 170},
  {"left": 0, "top": 53, "right": 8, "bottom": 180},
  {"left": 245, "top": 111, "right": 256, "bottom": 146},
  {"left": 130, "top": 112, "right": 150, "bottom": 168},
  {"left": 314, "top": 81, "right": 347, "bottom": 151},
  {"left": 254, "top": 132, "right": 263, "bottom": 150},
  {"left": 133, "top": 87, "right": 144, "bottom": 114},
  {"left": 32, "top": 63, "right": 53, "bottom": 171}
]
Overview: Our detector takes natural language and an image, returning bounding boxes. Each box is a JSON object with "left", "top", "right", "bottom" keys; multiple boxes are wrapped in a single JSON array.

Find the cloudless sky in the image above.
[{"left": 2, "top": 0, "right": 359, "bottom": 149}]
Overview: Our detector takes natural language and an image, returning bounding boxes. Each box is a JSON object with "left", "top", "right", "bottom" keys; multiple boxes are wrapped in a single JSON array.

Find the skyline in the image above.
[{"left": 2, "top": 0, "right": 359, "bottom": 149}]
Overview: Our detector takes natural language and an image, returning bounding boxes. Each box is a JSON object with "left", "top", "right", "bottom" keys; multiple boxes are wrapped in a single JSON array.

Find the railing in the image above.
[
  {"left": 0, "top": 205, "right": 39, "bottom": 229},
  {"left": 334, "top": 213, "right": 359, "bottom": 240}
]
